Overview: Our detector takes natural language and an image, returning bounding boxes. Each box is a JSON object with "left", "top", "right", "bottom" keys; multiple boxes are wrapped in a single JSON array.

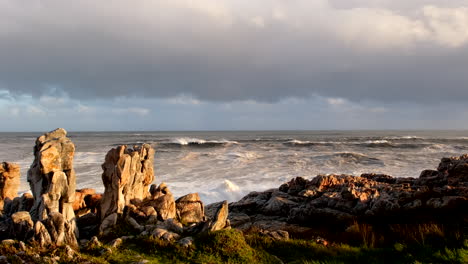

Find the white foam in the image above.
[{"left": 170, "top": 137, "right": 238, "bottom": 145}]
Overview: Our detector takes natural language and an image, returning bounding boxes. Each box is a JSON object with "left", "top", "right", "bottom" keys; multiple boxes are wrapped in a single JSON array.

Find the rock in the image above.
[
  {"left": 109, "top": 238, "right": 122, "bottom": 248},
  {"left": 145, "top": 184, "right": 176, "bottom": 221},
  {"left": 73, "top": 188, "right": 96, "bottom": 212},
  {"left": 0, "top": 256, "right": 7, "bottom": 264},
  {"left": 159, "top": 218, "right": 183, "bottom": 234},
  {"left": 0, "top": 162, "right": 20, "bottom": 212},
  {"left": 178, "top": 237, "right": 194, "bottom": 248},
  {"left": 437, "top": 155, "right": 468, "bottom": 185},
  {"left": 64, "top": 245, "right": 75, "bottom": 260},
  {"left": 34, "top": 221, "right": 52, "bottom": 248},
  {"left": 176, "top": 193, "right": 204, "bottom": 224},
  {"left": 43, "top": 212, "right": 78, "bottom": 248},
  {"left": 10, "top": 211, "right": 34, "bottom": 240},
  {"left": 87, "top": 236, "right": 101, "bottom": 248},
  {"left": 1, "top": 239, "right": 15, "bottom": 246},
  {"left": 150, "top": 228, "right": 180, "bottom": 241},
  {"left": 99, "top": 213, "right": 118, "bottom": 235},
  {"left": 99, "top": 144, "right": 155, "bottom": 223},
  {"left": 27, "top": 128, "right": 78, "bottom": 241},
  {"left": 126, "top": 216, "right": 144, "bottom": 233},
  {"left": 261, "top": 230, "right": 289, "bottom": 240},
  {"left": 206, "top": 201, "right": 229, "bottom": 231}
]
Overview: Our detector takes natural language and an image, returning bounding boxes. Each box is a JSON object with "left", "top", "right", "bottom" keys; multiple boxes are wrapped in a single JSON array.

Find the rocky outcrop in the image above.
[
  {"left": 144, "top": 183, "right": 177, "bottom": 221},
  {"left": 176, "top": 193, "right": 204, "bottom": 224},
  {"left": 99, "top": 144, "right": 155, "bottom": 230},
  {"left": 0, "top": 162, "right": 20, "bottom": 212},
  {"left": 27, "top": 129, "right": 77, "bottom": 227},
  {"left": 230, "top": 155, "right": 468, "bottom": 236}
]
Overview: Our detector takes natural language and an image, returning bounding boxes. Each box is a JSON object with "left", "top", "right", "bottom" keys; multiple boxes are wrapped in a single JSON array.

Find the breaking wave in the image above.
[{"left": 164, "top": 138, "right": 239, "bottom": 147}]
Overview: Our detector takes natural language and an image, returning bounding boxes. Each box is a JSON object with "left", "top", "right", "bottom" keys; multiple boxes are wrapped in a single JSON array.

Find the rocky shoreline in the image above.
[{"left": 0, "top": 128, "right": 467, "bottom": 262}]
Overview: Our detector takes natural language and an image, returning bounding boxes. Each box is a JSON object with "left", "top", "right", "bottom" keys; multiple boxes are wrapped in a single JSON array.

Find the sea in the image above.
[{"left": 1, "top": 130, "right": 467, "bottom": 204}]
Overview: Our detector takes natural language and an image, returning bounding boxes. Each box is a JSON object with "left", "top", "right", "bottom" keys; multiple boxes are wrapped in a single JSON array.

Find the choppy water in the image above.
[{"left": 1, "top": 130, "right": 467, "bottom": 204}]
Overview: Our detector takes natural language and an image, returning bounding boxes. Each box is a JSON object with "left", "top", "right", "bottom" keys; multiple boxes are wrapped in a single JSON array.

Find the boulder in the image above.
[
  {"left": 0, "top": 162, "right": 20, "bottom": 212},
  {"left": 176, "top": 193, "right": 204, "bottom": 224},
  {"left": 99, "top": 144, "right": 155, "bottom": 222},
  {"left": 73, "top": 188, "right": 96, "bottom": 212},
  {"left": 27, "top": 128, "right": 78, "bottom": 239},
  {"left": 437, "top": 154, "right": 468, "bottom": 185},
  {"left": 144, "top": 183, "right": 176, "bottom": 221},
  {"left": 42, "top": 212, "right": 78, "bottom": 248},
  {"left": 205, "top": 201, "right": 229, "bottom": 231},
  {"left": 10, "top": 211, "right": 34, "bottom": 241}
]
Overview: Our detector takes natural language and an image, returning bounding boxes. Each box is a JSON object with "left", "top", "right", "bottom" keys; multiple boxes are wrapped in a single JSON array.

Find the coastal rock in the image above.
[
  {"left": 10, "top": 211, "right": 34, "bottom": 241},
  {"left": 231, "top": 155, "right": 468, "bottom": 237},
  {"left": 99, "top": 144, "right": 155, "bottom": 222},
  {"left": 437, "top": 154, "right": 468, "bottom": 185},
  {"left": 3, "top": 193, "right": 34, "bottom": 217},
  {"left": 176, "top": 193, "right": 204, "bottom": 225},
  {"left": 27, "top": 128, "right": 78, "bottom": 239},
  {"left": 144, "top": 183, "right": 176, "bottom": 221},
  {"left": 42, "top": 212, "right": 78, "bottom": 248},
  {"left": 205, "top": 200, "right": 229, "bottom": 232},
  {"left": 0, "top": 162, "right": 20, "bottom": 212},
  {"left": 73, "top": 188, "right": 96, "bottom": 212},
  {"left": 34, "top": 221, "right": 52, "bottom": 248}
]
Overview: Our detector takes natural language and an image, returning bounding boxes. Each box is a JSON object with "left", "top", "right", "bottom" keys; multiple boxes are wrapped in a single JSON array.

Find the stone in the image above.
[
  {"left": 43, "top": 212, "right": 78, "bottom": 248},
  {"left": 176, "top": 193, "right": 204, "bottom": 224},
  {"left": 109, "top": 238, "right": 122, "bottom": 248},
  {"left": 150, "top": 228, "right": 180, "bottom": 241},
  {"left": 87, "top": 236, "right": 102, "bottom": 248},
  {"left": 73, "top": 188, "right": 96, "bottom": 212},
  {"left": 437, "top": 155, "right": 468, "bottom": 185},
  {"left": 145, "top": 184, "right": 176, "bottom": 221},
  {"left": 27, "top": 128, "right": 78, "bottom": 240},
  {"left": 99, "top": 144, "right": 155, "bottom": 223},
  {"left": 178, "top": 237, "right": 194, "bottom": 248},
  {"left": 0, "top": 162, "right": 20, "bottom": 212},
  {"left": 0, "top": 256, "right": 7, "bottom": 264},
  {"left": 11, "top": 211, "right": 34, "bottom": 240},
  {"left": 159, "top": 218, "right": 183, "bottom": 234},
  {"left": 34, "top": 221, "right": 52, "bottom": 248},
  {"left": 64, "top": 245, "right": 75, "bottom": 260},
  {"left": 207, "top": 200, "right": 229, "bottom": 231},
  {"left": 99, "top": 213, "right": 118, "bottom": 235},
  {"left": 1, "top": 239, "right": 15, "bottom": 246}
]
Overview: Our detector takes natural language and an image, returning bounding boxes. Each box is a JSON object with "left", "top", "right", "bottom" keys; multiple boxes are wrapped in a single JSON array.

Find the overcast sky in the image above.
[{"left": 1, "top": 0, "right": 468, "bottom": 131}]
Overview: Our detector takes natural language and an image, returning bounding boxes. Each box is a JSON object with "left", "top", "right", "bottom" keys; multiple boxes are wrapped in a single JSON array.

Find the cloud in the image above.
[{"left": 0, "top": 0, "right": 467, "bottom": 105}]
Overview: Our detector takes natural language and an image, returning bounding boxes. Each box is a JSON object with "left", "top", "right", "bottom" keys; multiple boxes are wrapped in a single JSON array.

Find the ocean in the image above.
[{"left": 1, "top": 130, "right": 467, "bottom": 204}]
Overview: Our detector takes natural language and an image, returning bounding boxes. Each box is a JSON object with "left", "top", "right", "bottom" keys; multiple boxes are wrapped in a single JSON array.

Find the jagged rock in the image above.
[
  {"left": 0, "top": 162, "right": 20, "bottom": 212},
  {"left": 64, "top": 245, "right": 75, "bottom": 260},
  {"left": 206, "top": 200, "right": 229, "bottom": 231},
  {"left": 145, "top": 184, "right": 176, "bottom": 221},
  {"left": 10, "top": 211, "right": 34, "bottom": 241},
  {"left": 151, "top": 228, "right": 180, "bottom": 241},
  {"left": 158, "top": 218, "right": 183, "bottom": 234},
  {"left": 260, "top": 230, "right": 289, "bottom": 240},
  {"left": 176, "top": 193, "right": 204, "bottom": 224},
  {"left": 109, "top": 238, "right": 122, "bottom": 248},
  {"left": 87, "top": 236, "right": 101, "bottom": 248},
  {"left": 178, "top": 237, "right": 193, "bottom": 248},
  {"left": 4, "top": 193, "right": 34, "bottom": 217},
  {"left": 73, "top": 188, "right": 96, "bottom": 212},
  {"left": 437, "top": 154, "right": 468, "bottom": 185},
  {"left": 99, "top": 144, "right": 155, "bottom": 222},
  {"left": 99, "top": 213, "right": 118, "bottom": 235},
  {"left": 34, "top": 221, "right": 52, "bottom": 248},
  {"left": 27, "top": 128, "right": 78, "bottom": 240},
  {"left": 43, "top": 212, "right": 78, "bottom": 248}
]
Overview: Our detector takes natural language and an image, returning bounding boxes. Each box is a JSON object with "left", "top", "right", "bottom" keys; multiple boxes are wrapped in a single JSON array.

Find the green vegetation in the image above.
[{"left": 0, "top": 229, "right": 466, "bottom": 263}]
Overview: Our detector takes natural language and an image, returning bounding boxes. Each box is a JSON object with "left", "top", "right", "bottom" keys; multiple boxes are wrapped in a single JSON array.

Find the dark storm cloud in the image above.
[{"left": 0, "top": 0, "right": 467, "bottom": 103}]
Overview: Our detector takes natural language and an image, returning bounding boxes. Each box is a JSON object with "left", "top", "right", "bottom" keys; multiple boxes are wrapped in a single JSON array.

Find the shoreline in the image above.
[{"left": 0, "top": 129, "right": 466, "bottom": 263}]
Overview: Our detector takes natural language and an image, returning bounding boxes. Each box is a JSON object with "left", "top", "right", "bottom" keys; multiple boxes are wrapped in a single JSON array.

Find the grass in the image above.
[{"left": 0, "top": 227, "right": 466, "bottom": 263}]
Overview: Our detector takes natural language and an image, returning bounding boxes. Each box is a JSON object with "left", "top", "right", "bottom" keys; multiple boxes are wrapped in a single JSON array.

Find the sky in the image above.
[{"left": 1, "top": 0, "right": 468, "bottom": 131}]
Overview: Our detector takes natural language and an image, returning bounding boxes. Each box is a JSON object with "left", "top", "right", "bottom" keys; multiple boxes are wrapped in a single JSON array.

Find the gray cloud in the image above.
[{"left": 0, "top": 0, "right": 467, "bottom": 103}]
